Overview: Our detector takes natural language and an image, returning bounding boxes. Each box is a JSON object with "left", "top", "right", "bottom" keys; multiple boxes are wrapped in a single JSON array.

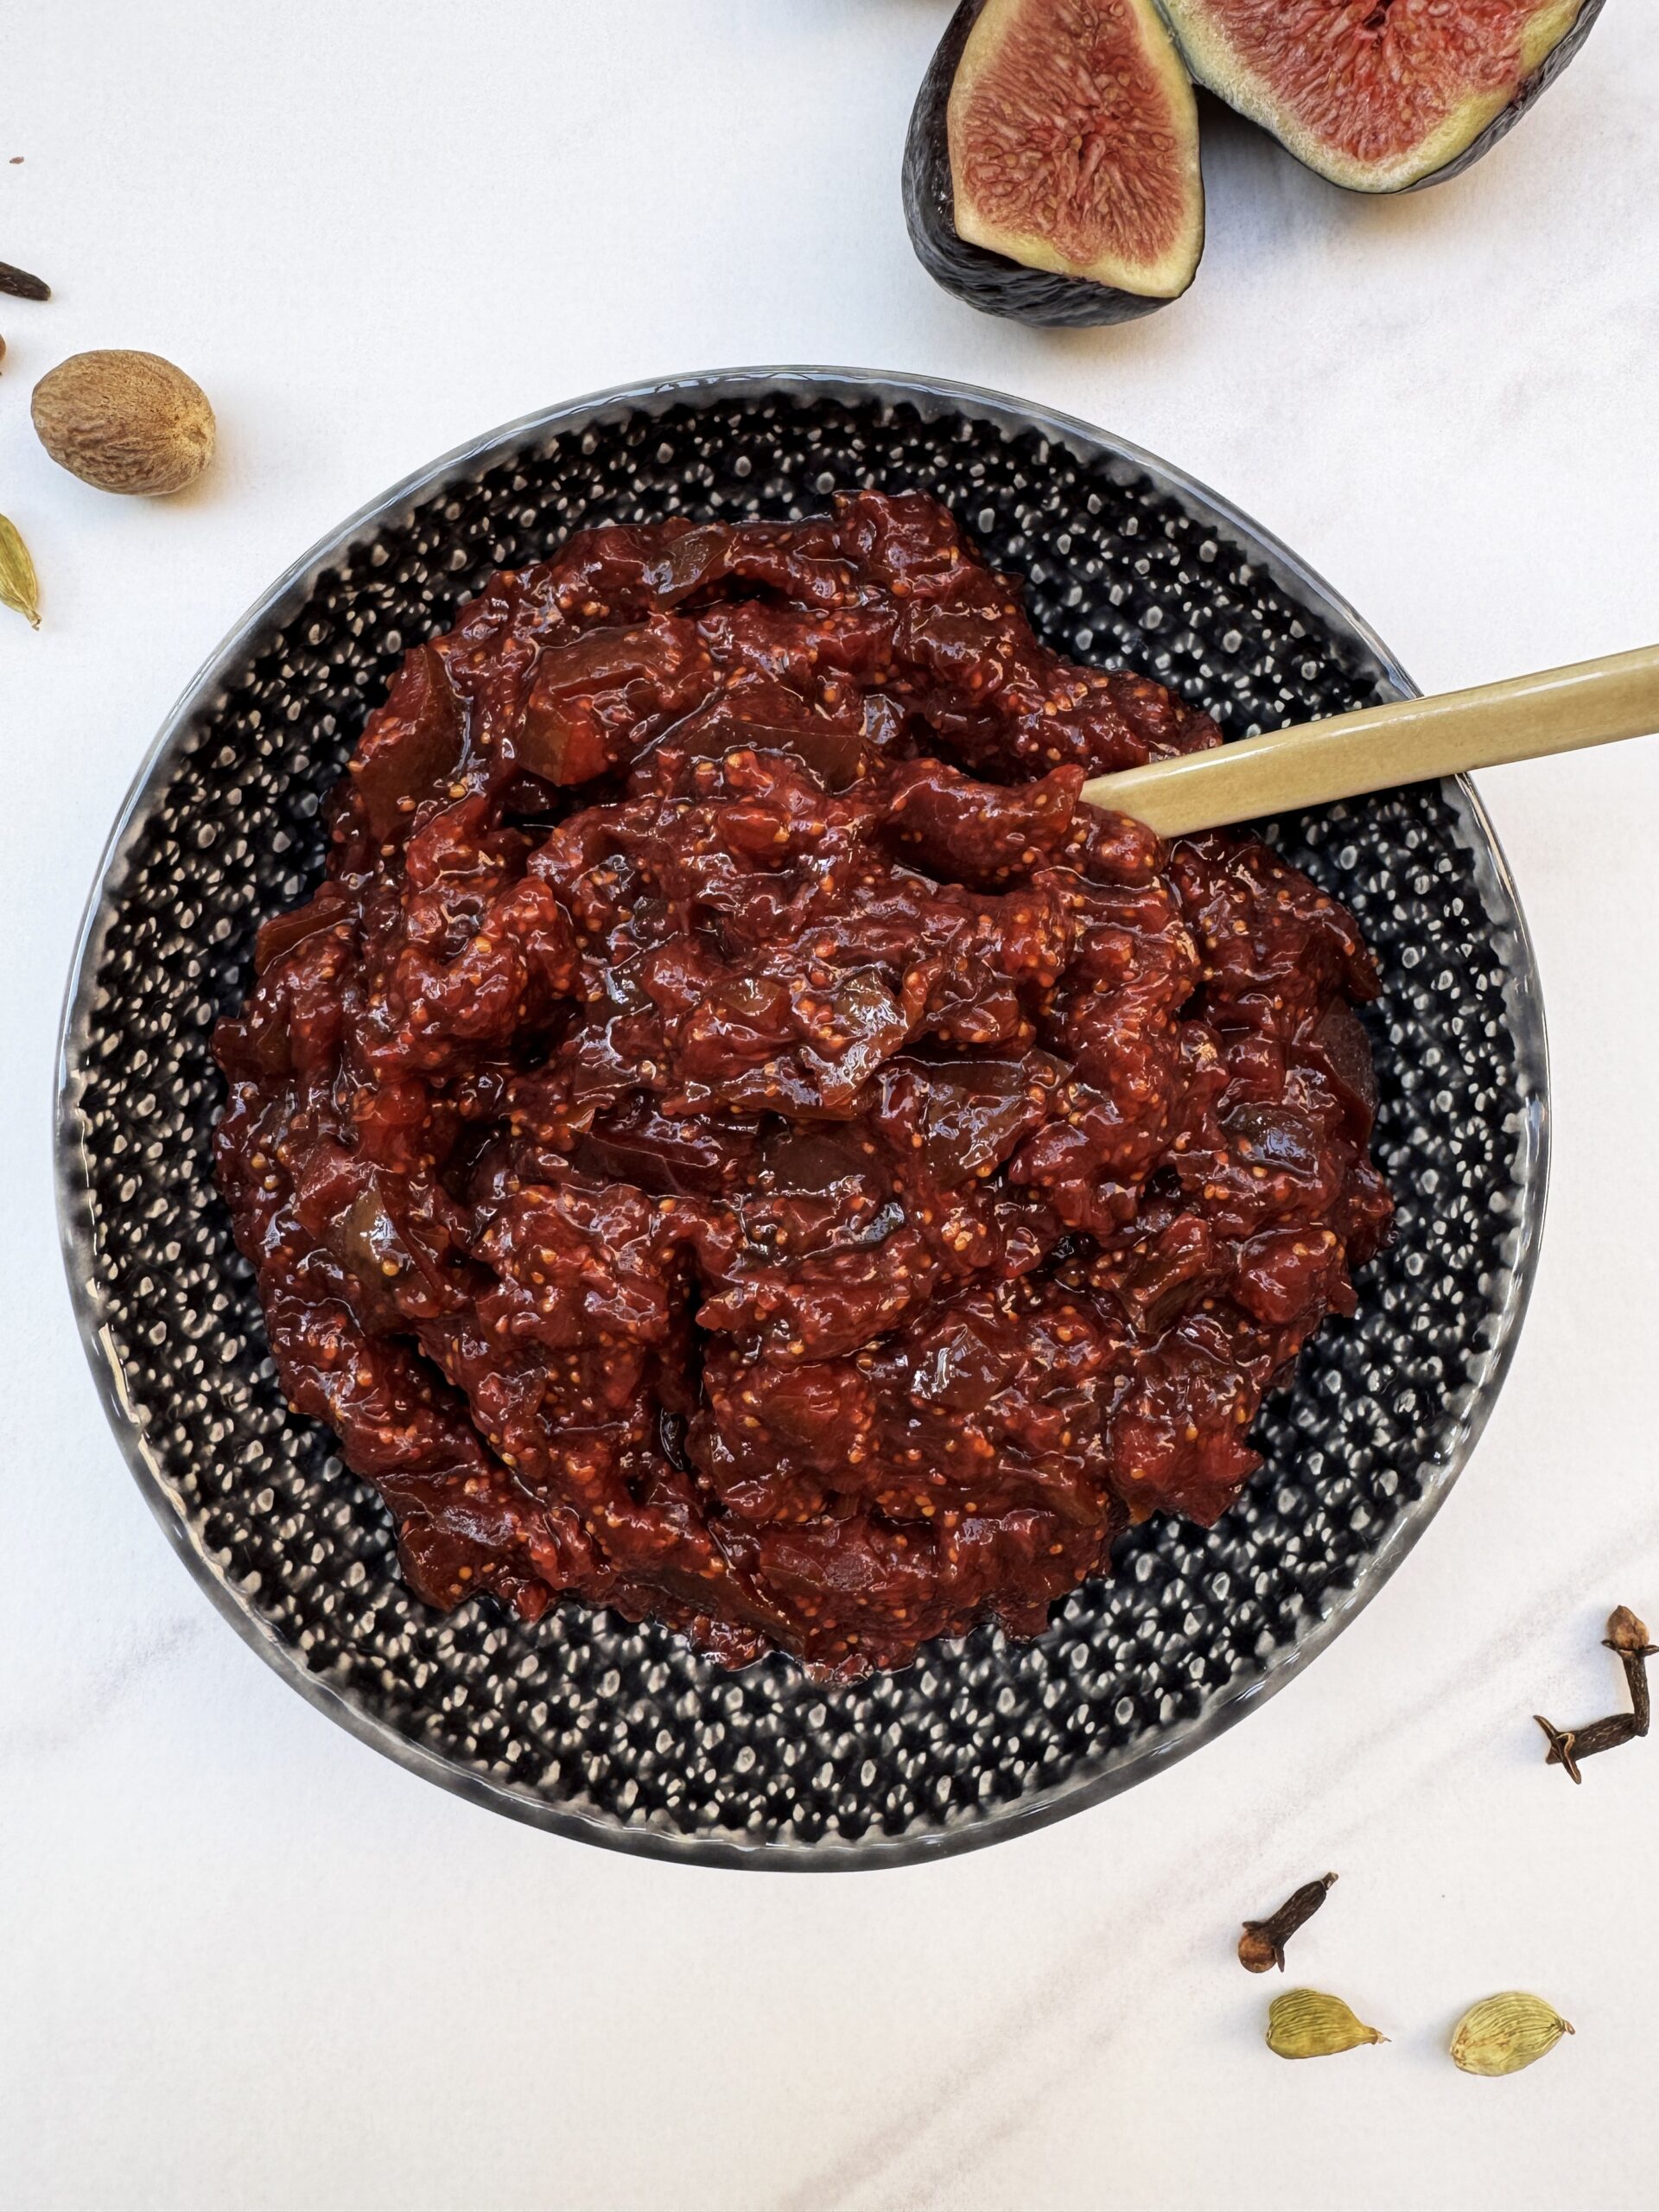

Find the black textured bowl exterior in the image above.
[
  {"left": 58, "top": 370, "right": 1548, "bottom": 1867},
  {"left": 903, "top": 0, "right": 1196, "bottom": 327}
]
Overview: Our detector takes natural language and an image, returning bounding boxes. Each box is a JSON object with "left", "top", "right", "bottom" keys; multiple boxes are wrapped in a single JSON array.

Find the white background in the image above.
[{"left": 3, "top": 6, "right": 1657, "bottom": 2209}]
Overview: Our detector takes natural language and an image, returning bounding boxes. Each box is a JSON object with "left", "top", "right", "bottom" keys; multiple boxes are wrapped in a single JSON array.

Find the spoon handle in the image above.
[{"left": 1079, "top": 642, "right": 1659, "bottom": 836}]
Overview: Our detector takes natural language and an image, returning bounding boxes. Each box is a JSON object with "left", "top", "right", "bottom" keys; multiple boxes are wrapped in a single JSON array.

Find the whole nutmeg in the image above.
[{"left": 31, "top": 349, "right": 215, "bottom": 495}]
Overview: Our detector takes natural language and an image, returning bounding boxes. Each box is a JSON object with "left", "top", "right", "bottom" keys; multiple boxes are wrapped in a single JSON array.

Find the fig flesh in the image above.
[
  {"left": 1158, "top": 0, "right": 1605, "bottom": 193},
  {"left": 904, "top": 0, "right": 1205, "bottom": 327}
]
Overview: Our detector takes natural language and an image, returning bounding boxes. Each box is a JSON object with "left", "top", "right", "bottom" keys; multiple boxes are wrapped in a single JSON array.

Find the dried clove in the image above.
[
  {"left": 1535, "top": 1605, "right": 1653, "bottom": 1782},
  {"left": 1604, "top": 1606, "right": 1656, "bottom": 1736},
  {"left": 1535, "top": 1710, "right": 1636, "bottom": 1783},
  {"left": 1239, "top": 1872, "right": 1337, "bottom": 1973},
  {"left": 0, "top": 258, "right": 49, "bottom": 302}
]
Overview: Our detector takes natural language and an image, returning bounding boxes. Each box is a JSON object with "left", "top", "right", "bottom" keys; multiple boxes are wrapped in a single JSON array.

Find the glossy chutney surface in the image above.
[{"left": 213, "top": 491, "right": 1391, "bottom": 1677}]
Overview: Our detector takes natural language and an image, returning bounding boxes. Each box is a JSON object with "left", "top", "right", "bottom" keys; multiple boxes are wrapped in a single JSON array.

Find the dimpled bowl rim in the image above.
[{"left": 55, "top": 367, "right": 1549, "bottom": 1866}]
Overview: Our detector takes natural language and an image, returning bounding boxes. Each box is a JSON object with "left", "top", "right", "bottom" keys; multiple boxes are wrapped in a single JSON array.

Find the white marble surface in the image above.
[{"left": 4, "top": 5, "right": 1658, "bottom": 2208}]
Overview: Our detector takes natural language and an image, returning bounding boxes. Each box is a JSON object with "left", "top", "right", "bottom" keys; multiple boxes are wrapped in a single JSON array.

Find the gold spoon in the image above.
[{"left": 1079, "top": 643, "right": 1659, "bottom": 836}]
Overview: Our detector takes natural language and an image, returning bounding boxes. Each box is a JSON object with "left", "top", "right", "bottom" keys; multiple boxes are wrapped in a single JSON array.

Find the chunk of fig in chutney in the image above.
[{"left": 213, "top": 491, "right": 1392, "bottom": 1679}]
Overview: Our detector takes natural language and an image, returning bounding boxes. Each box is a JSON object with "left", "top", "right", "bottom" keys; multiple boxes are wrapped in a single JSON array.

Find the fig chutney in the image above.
[{"left": 214, "top": 493, "right": 1391, "bottom": 1677}]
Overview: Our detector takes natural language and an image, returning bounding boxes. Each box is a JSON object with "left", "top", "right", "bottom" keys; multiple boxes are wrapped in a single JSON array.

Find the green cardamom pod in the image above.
[
  {"left": 1266, "top": 1987, "right": 1387, "bottom": 2059},
  {"left": 0, "top": 512, "right": 41, "bottom": 628},
  {"left": 1450, "top": 1992, "right": 1573, "bottom": 2076}
]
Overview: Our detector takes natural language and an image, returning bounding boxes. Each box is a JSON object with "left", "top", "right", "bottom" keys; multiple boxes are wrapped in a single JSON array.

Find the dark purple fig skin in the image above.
[{"left": 902, "top": 0, "right": 1200, "bottom": 327}]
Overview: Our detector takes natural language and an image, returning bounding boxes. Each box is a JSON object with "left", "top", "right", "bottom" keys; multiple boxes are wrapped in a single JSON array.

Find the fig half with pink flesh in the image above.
[
  {"left": 1158, "top": 0, "right": 1605, "bottom": 193},
  {"left": 904, "top": 0, "right": 1205, "bottom": 326}
]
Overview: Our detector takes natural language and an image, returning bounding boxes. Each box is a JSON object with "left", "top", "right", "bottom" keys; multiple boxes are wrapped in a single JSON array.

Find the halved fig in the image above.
[
  {"left": 903, "top": 0, "right": 1205, "bottom": 327},
  {"left": 1158, "top": 0, "right": 1605, "bottom": 194}
]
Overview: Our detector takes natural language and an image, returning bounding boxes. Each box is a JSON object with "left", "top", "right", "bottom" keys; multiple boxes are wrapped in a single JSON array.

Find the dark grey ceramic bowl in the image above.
[{"left": 57, "top": 369, "right": 1548, "bottom": 1867}]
